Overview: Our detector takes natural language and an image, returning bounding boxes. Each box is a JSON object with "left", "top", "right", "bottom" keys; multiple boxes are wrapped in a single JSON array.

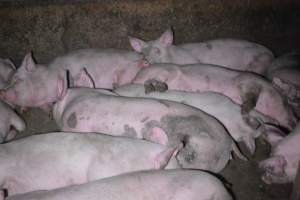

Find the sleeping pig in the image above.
[
  {"left": 0, "top": 132, "right": 179, "bottom": 199},
  {"left": 132, "top": 63, "right": 297, "bottom": 130},
  {"left": 52, "top": 69, "right": 247, "bottom": 173}
]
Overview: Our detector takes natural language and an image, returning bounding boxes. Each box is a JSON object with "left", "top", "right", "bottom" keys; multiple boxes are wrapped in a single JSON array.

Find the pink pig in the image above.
[
  {"left": 132, "top": 63, "right": 297, "bottom": 130},
  {"left": 6, "top": 170, "right": 232, "bottom": 200},
  {"left": 259, "top": 122, "right": 300, "bottom": 184},
  {"left": 129, "top": 29, "right": 274, "bottom": 75},
  {"left": 0, "top": 132, "right": 179, "bottom": 199},
  {"left": 0, "top": 49, "right": 147, "bottom": 110}
]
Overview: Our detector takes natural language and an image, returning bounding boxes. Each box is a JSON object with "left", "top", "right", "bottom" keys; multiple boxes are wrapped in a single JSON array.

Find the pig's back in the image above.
[{"left": 7, "top": 170, "right": 232, "bottom": 200}]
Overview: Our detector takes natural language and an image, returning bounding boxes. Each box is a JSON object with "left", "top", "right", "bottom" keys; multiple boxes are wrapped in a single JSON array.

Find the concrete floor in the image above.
[{"left": 16, "top": 108, "right": 292, "bottom": 200}]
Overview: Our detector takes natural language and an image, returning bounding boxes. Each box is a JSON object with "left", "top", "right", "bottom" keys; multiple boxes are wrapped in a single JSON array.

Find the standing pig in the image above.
[
  {"left": 114, "top": 84, "right": 278, "bottom": 154},
  {"left": 0, "top": 58, "right": 16, "bottom": 89},
  {"left": 6, "top": 169, "right": 233, "bottom": 200},
  {"left": 132, "top": 63, "right": 297, "bottom": 130},
  {"left": 0, "top": 99, "right": 25, "bottom": 142},
  {"left": 0, "top": 132, "right": 179, "bottom": 199},
  {"left": 53, "top": 69, "right": 246, "bottom": 173},
  {"left": 259, "top": 122, "right": 300, "bottom": 184},
  {"left": 129, "top": 29, "right": 274, "bottom": 75},
  {"left": 0, "top": 49, "right": 147, "bottom": 110}
]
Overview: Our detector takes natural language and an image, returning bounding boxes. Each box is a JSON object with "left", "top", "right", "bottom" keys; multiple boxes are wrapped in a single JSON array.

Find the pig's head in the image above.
[
  {"left": 0, "top": 58, "right": 16, "bottom": 89},
  {"left": 259, "top": 155, "right": 294, "bottom": 184},
  {"left": 129, "top": 29, "right": 174, "bottom": 64},
  {"left": 0, "top": 53, "right": 68, "bottom": 108}
]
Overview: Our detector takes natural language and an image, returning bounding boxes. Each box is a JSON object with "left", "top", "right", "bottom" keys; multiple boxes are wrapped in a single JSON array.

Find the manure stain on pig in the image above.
[
  {"left": 67, "top": 112, "right": 77, "bottom": 128},
  {"left": 123, "top": 124, "right": 137, "bottom": 137}
]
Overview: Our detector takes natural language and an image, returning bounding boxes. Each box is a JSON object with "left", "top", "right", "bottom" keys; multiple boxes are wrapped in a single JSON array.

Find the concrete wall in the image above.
[{"left": 0, "top": 0, "right": 299, "bottom": 64}]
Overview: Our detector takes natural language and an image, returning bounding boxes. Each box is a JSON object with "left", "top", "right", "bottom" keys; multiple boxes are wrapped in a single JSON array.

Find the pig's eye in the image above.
[{"left": 153, "top": 47, "right": 161, "bottom": 55}]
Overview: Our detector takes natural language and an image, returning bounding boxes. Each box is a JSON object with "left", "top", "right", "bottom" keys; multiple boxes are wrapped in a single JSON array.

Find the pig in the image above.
[
  {"left": 129, "top": 29, "right": 274, "bottom": 75},
  {"left": 0, "top": 132, "right": 180, "bottom": 199},
  {"left": 114, "top": 84, "right": 279, "bottom": 154},
  {"left": 259, "top": 122, "right": 300, "bottom": 184},
  {"left": 0, "top": 49, "right": 147, "bottom": 110},
  {"left": 266, "top": 52, "right": 300, "bottom": 117},
  {"left": 53, "top": 69, "right": 247, "bottom": 173},
  {"left": 132, "top": 63, "right": 297, "bottom": 130},
  {"left": 0, "top": 58, "right": 16, "bottom": 89},
  {"left": 6, "top": 169, "right": 233, "bottom": 200},
  {"left": 0, "top": 99, "right": 25, "bottom": 142}
]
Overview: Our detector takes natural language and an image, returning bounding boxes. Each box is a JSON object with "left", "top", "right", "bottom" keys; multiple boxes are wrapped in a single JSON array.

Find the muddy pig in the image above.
[
  {"left": 53, "top": 69, "right": 246, "bottom": 173},
  {"left": 260, "top": 122, "right": 300, "bottom": 184},
  {"left": 114, "top": 84, "right": 279, "bottom": 154},
  {"left": 129, "top": 29, "right": 274, "bottom": 75},
  {"left": 7, "top": 169, "right": 232, "bottom": 200},
  {"left": 132, "top": 63, "right": 297, "bottom": 130},
  {"left": 267, "top": 52, "right": 300, "bottom": 117},
  {"left": 0, "top": 132, "right": 179, "bottom": 199}
]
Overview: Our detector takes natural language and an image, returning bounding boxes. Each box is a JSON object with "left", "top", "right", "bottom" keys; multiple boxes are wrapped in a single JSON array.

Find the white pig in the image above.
[
  {"left": 129, "top": 29, "right": 274, "bottom": 75},
  {"left": 114, "top": 84, "right": 278, "bottom": 154},
  {"left": 6, "top": 169, "right": 232, "bottom": 200},
  {"left": 0, "top": 58, "right": 15, "bottom": 89},
  {"left": 0, "top": 132, "right": 179, "bottom": 199},
  {"left": 260, "top": 122, "right": 300, "bottom": 184},
  {"left": 53, "top": 69, "right": 247, "bottom": 173}
]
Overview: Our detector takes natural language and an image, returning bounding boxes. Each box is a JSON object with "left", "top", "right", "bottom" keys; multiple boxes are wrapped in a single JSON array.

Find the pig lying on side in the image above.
[
  {"left": 0, "top": 132, "right": 179, "bottom": 199},
  {"left": 132, "top": 63, "right": 297, "bottom": 130},
  {"left": 114, "top": 84, "right": 278, "bottom": 154},
  {"left": 7, "top": 169, "right": 232, "bottom": 200},
  {"left": 53, "top": 69, "right": 246, "bottom": 173},
  {"left": 0, "top": 100, "right": 25, "bottom": 142},
  {"left": 0, "top": 58, "right": 15, "bottom": 89},
  {"left": 129, "top": 29, "right": 274, "bottom": 75},
  {"left": 0, "top": 49, "right": 147, "bottom": 110},
  {"left": 260, "top": 122, "right": 300, "bottom": 184}
]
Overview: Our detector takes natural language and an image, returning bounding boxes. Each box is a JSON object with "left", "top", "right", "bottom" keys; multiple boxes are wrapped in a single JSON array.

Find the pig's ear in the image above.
[
  {"left": 57, "top": 74, "right": 67, "bottom": 100},
  {"left": 128, "top": 36, "right": 147, "bottom": 53},
  {"left": 4, "top": 59, "right": 16, "bottom": 70},
  {"left": 158, "top": 29, "right": 173, "bottom": 47},
  {"left": 20, "top": 52, "right": 36, "bottom": 72},
  {"left": 154, "top": 143, "right": 183, "bottom": 169},
  {"left": 73, "top": 68, "right": 95, "bottom": 89}
]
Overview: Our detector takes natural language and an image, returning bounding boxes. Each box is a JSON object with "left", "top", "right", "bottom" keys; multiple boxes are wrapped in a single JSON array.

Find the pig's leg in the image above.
[
  {"left": 0, "top": 190, "right": 4, "bottom": 200},
  {"left": 144, "top": 79, "right": 168, "bottom": 94},
  {"left": 262, "top": 124, "right": 286, "bottom": 148},
  {"left": 290, "top": 161, "right": 300, "bottom": 200}
]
